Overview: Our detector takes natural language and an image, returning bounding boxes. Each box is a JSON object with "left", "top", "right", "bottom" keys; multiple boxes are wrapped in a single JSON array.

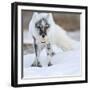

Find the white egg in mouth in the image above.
[{"left": 39, "top": 36, "right": 48, "bottom": 43}]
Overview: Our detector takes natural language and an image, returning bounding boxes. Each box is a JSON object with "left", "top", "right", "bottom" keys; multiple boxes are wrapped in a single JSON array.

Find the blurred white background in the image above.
[{"left": 0, "top": 0, "right": 89, "bottom": 90}]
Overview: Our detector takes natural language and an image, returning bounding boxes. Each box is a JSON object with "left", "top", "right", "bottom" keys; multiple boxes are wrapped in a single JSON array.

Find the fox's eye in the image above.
[
  {"left": 45, "top": 24, "right": 49, "bottom": 28},
  {"left": 35, "top": 23, "right": 40, "bottom": 28}
]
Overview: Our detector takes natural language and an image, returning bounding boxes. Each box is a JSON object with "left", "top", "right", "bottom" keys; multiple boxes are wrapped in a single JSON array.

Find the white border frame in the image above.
[{"left": 17, "top": 5, "right": 86, "bottom": 84}]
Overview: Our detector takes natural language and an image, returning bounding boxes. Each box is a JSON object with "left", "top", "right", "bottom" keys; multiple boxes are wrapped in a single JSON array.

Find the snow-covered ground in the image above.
[{"left": 23, "top": 30, "right": 81, "bottom": 79}]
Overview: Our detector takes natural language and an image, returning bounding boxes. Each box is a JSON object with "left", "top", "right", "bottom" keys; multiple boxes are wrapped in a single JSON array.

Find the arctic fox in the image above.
[{"left": 29, "top": 12, "right": 78, "bottom": 67}]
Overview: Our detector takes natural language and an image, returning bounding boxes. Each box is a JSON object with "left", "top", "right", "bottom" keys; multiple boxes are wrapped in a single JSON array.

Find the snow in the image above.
[
  {"left": 23, "top": 30, "right": 81, "bottom": 79},
  {"left": 67, "top": 30, "right": 80, "bottom": 41},
  {"left": 23, "top": 44, "right": 81, "bottom": 79}
]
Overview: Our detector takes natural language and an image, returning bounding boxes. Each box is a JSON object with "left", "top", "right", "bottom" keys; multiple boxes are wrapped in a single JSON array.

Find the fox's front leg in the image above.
[
  {"left": 46, "top": 43, "right": 55, "bottom": 66},
  {"left": 31, "top": 37, "right": 42, "bottom": 67}
]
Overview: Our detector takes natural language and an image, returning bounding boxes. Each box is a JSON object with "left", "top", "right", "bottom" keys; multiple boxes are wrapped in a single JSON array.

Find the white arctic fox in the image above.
[{"left": 29, "top": 12, "right": 78, "bottom": 67}]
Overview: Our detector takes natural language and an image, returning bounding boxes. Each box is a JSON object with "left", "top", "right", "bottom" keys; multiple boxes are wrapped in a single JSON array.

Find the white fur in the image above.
[{"left": 29, "top": 12, "right": 78, "bottom": 51}]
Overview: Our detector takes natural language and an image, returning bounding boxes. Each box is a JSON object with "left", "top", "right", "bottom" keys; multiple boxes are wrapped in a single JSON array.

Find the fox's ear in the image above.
[
  {"left": 32, "top": 12, "right": 38, "bottom": 19},
  {"left": 49, "top": 13, "right": 53, "bottom": 17},
  {"left": 47, "top": 13, "right": 53, "bottom": 18},
  {"left": 47, "top": 13, "right": 55, "bottom": 25},
  {"left": 34, "top": 12, "right": 38, "bottom": 15},
  {"left": 46, "top": 13, "right": 53, "bottom": 19}
]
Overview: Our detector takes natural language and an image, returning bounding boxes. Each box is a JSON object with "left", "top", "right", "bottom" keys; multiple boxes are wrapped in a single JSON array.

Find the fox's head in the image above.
[{"left": 32, "top": 12, "right": 54, "bottom": 43}]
